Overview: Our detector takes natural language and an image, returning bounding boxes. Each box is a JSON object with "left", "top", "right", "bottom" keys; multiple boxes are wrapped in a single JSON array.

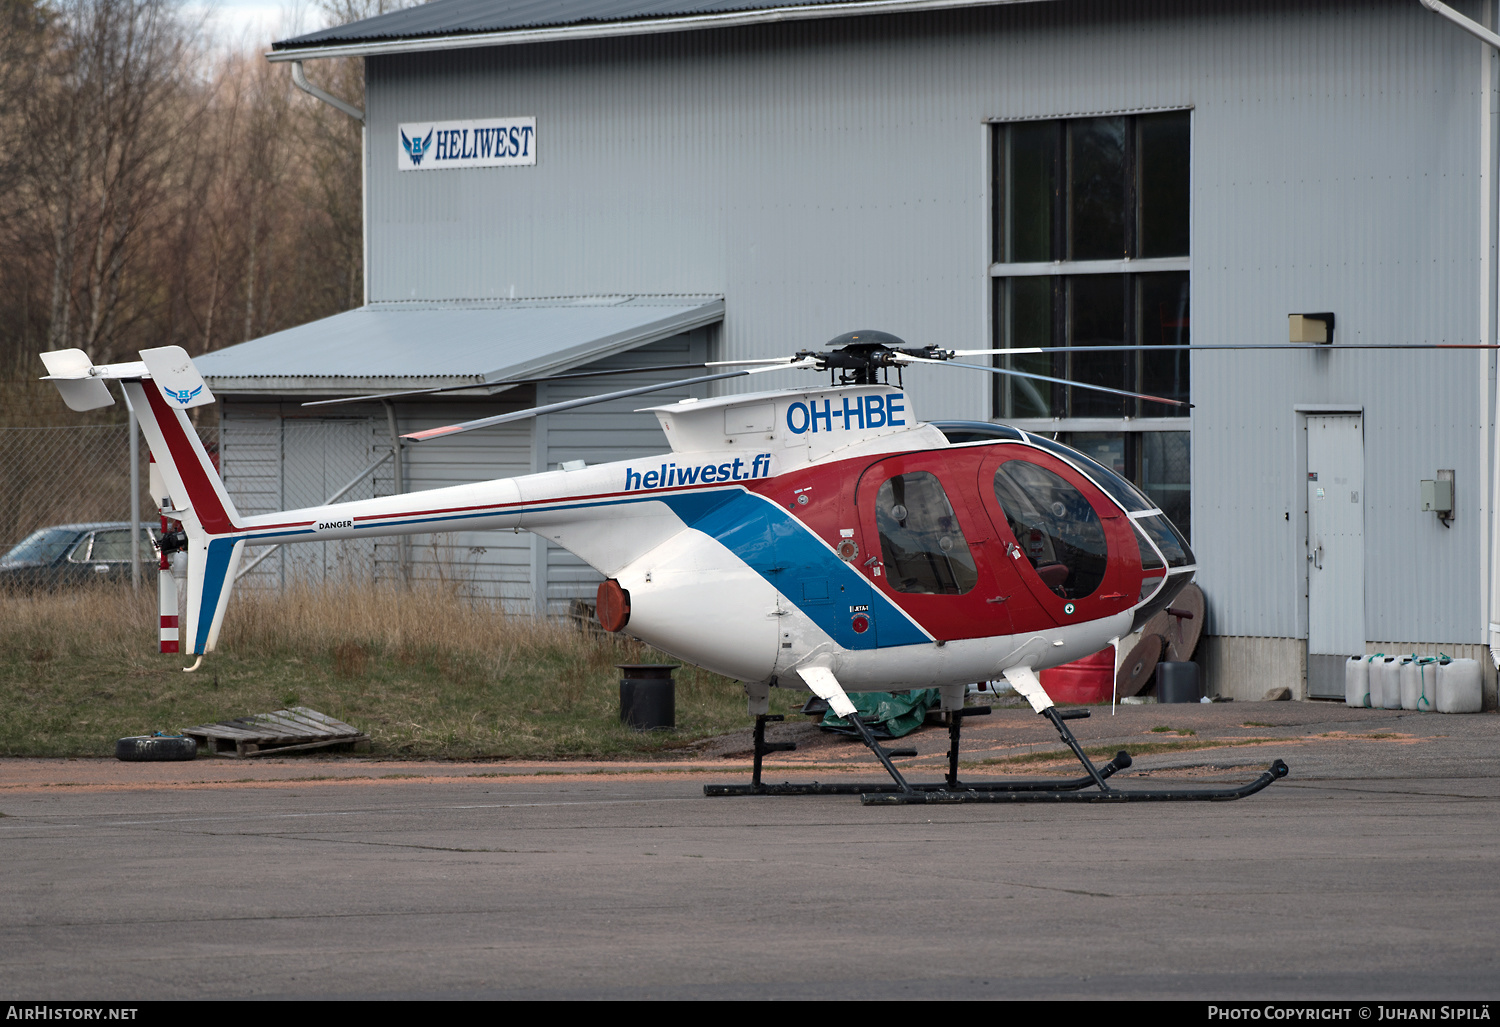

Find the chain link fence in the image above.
[
  {"left": 0, "top": 422, "right": 394, "bottom": 589},
  {"left": 0, "top": 424, "right": 190, "bottom": 554}
]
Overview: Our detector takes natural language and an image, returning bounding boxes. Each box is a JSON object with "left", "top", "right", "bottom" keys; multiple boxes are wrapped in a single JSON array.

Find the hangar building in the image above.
[{"left": 195, "top": 0, "right": 1500, "bottom": 704}]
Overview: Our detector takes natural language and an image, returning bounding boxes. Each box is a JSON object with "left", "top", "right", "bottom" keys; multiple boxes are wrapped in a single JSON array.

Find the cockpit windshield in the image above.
[{"left": 1022, "top": 433, "right": 1155, "bottom": 514}]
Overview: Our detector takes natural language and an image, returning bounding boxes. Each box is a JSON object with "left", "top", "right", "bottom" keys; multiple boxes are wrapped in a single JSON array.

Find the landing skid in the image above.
[{"left": 704, "top": 704, "right": 1288, "bottom": 805}]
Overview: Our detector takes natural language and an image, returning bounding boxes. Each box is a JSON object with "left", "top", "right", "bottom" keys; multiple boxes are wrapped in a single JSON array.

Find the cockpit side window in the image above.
[
  {"left": 875, "top": 472, "right": 978, "bottom": 595},
  {"left": 993, "top": 460, "right": 1108, "bottom": 599}
]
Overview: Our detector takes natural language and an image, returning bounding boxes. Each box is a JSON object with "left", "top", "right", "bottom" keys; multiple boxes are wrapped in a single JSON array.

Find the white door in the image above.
[{"left": 1305, "top": 414, "right": 1365, "bottom": 698}]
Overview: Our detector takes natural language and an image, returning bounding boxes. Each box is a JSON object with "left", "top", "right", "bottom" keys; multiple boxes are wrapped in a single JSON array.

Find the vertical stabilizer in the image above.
[{"left": 122, "top": 376, "right": 242, "bottom": 656}]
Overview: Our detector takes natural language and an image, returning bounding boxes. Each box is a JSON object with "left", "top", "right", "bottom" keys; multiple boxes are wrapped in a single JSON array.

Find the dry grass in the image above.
[{"left": 0, "top": 579, "right": 798, "bottom": 758}]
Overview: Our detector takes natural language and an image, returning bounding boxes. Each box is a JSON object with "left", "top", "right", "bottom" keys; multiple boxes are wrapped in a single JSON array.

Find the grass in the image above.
[
  {"left": 1150, "top": 725, "right": 1196, "bottom": 735},
  {"left": 0, "top": 579, "right": 802, "bottom": 758}
]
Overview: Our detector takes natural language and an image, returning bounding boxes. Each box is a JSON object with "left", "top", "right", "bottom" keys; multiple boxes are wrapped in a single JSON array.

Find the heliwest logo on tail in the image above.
[{"left": 165, "top": 384, "right": 203, "bottom": 405}]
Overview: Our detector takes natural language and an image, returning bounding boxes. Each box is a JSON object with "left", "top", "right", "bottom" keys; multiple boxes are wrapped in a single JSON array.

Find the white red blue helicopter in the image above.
[{"left": 40, "top": 332, "right": 1297, "bottom": 804}]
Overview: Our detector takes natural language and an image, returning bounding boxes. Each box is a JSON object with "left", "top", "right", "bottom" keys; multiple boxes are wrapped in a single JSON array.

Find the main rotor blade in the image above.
[
  {"left": 302, "top": 358, "right": 797, "bottom": 409},
  {"left": 402, "top": 360, "right": 817, "bottom": 442},
  {"left": 898, "top": 355, "right": 1190, "bottom": 409},
  {"left": 949, "top": 343, "right": 1500, "bottom": 356}
]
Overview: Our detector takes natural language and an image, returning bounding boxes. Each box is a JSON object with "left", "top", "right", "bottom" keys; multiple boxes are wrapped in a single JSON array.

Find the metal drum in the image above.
[{"left": 619, "top": 664, "right": 678, "bottom": 730}]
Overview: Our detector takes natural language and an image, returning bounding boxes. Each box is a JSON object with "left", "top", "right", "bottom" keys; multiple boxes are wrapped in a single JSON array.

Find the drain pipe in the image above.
[
  {"left": 383, "top": 399, "right": 410, "bottom": 583},
  {"left": 290, "top": 60, "right": 364, "bottom": 122},
  {"left": 1419, "top": 1, "right": 1500, "bottom": 671}
]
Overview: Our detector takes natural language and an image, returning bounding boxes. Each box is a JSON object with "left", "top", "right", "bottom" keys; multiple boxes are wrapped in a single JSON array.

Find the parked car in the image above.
[{"left": 0, "top": 522, "right": 159, "bottom": 590}]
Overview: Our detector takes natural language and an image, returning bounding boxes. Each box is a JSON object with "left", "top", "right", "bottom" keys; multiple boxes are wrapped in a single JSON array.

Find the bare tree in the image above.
[
  {"left": 18, "top": 0, "right": 201, "bottom": 363},
  {"left": 0, "top": 0, "right": 424, "bottom": 420}
]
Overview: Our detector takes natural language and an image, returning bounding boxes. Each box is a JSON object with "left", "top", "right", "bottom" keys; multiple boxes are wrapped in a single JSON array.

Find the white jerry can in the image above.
[
  {"left": 1392, "top": 659, "right": 1416, "bottom": 707},
  {"left": 1400, "top": 656, "right": 1438, "bottom": 712},
  {"left": 1369, "top": 656, "right": 1400, "bottom": 710},
  {"left": 1436, "top": 658, "right": 1482, "bottom": 714},
  {"left": 1345, "top": 655, "right": 1370, "bottom": 708}
]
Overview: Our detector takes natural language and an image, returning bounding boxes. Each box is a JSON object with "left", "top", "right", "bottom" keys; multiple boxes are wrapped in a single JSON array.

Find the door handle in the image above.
[{"left": 986, "top": 595, "right": 1010, "bottom": 604}]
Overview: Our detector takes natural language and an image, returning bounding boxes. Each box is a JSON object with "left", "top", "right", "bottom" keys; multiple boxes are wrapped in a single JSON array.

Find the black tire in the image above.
[{"left": 115, "top": 735, "right": 198, "bottom": 762}]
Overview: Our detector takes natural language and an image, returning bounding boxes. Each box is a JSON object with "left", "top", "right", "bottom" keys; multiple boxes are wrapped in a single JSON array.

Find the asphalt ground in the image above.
[{"left": 2, "top": 701, "right": 1498, "bottom": 1000}]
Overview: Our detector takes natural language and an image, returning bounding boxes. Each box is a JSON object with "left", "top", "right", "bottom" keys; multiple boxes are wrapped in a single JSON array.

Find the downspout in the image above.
[
  {"left": 290, "top": 60, "right": 364, "bottom": 122},
  {"left": 383, "top": 399, "right": 410, "bottom": 583},
  {"left": 289, "top": 60, "right": 368, "bottom": 306},
  {"left": 1419, "top": 0, "right": 1500, "bottom": 671}
]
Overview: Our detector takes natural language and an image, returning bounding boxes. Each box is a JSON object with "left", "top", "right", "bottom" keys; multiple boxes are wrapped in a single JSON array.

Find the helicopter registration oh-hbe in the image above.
[{"left": 39, "top": 331, "right": 1291, "bottom": 805}]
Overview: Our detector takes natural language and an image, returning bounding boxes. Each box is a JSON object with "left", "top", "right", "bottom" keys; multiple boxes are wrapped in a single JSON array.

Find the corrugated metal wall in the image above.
[
  {"left": 220, "top": 411, "right": 383, "bottom": 590},
  {"left": 362, "top": 0, "right": 1497, "bottom": 644},
  {"left": 218, "top": 332, "right": 711, "bottom": 611}
]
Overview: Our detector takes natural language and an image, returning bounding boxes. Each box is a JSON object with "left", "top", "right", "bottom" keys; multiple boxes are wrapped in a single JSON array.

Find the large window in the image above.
[
  {"left": 1061, "top": 431, "right": 1191, "bottom": 542},
  {"left": 990, "top": 111, "right": 1192, "bottom": 537}
]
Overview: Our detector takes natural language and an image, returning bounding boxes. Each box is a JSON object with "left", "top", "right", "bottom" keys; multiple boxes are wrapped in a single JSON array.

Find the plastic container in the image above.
[
  {"left": 1437, "top": 658, "right": 1482, "bottom": 714},
  {"left": 618, "top": 663, "right": 677, "bottom": 730},
  {"left": 1345, "top": 655, "right": 1371, "bottom": 708},
  {"left": 1400, "top": 656, "right": 1439, "bottom": 712},
  {"left": 1040, "top": 648, "right": 1114, "bottom": 704},
  {"left": 1370, "top": 656, "right": 1402, "bottom": 710},
  {"left": 1392, "top": 656, "right": 1414, "bottom": 709},
  {"left": 1156, "top": 661, "right": 1201, "bottom": 703}
]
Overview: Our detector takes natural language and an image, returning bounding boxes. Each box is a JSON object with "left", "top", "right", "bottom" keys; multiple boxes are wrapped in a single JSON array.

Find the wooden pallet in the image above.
[{"left": 181, "top": 706, "right": 370, "bottom": 758}]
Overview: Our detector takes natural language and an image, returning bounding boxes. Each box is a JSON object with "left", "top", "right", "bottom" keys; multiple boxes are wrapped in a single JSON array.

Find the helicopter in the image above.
[{"left": 39, "top": 331, "right": 1300, "bottom": 805}]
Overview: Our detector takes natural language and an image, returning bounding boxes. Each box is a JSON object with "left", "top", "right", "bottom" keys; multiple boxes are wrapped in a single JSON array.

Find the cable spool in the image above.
[
  {"left": 1164, "top": 583, "right": 1205, "bottom": 662},
  {"left": 1116, "top": 633, "right": 1165, "bottom": 698}
]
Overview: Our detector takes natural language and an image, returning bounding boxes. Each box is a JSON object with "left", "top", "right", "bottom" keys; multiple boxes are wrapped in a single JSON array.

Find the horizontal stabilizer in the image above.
[{"left": 39, "top": 349, "right": 113, "bottom": 411}]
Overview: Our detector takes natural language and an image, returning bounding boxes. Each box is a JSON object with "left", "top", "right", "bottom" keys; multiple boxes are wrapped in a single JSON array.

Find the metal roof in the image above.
[
  {"left": 268, "top": 0, "right": 1054, "bottom": 60},
  {"left": 194, "top": 295, "right": 723, "bottom": 395}
]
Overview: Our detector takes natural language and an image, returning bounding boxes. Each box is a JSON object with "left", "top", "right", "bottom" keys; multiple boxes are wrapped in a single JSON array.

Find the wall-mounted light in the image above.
[{"left": 1289, "top": 312, "right": 1336, "bottom": 345}]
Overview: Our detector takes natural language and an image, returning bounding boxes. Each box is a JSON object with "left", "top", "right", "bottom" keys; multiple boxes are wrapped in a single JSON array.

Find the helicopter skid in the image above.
[
  {"left": 860, "top": 760, "right": 1290, "bottom": 804},
  {"left": 704, "top": 704, "right": 1290, "bottom": 805},
  {"left": 703, "top": 753, "right": 1130, "bottom": 797}
]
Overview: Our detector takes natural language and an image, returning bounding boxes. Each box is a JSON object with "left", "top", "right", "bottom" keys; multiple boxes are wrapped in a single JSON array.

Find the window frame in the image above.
[
  {"left": 984, "top": 108, "right": 1193, "bottom": 541},
  {"left": 988, "top": 108, "right": 1192, "bottom": 423}
]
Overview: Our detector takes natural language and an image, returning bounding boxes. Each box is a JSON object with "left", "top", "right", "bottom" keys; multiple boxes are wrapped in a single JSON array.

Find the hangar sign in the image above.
[{"left": 398, "top": 117, "right": 536, "bottom": 171}]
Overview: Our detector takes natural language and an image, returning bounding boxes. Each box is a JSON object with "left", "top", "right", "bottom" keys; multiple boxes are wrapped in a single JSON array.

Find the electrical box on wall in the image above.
[
  {"left": 1420, "top": 480, "right": 1452, "bottom": 512},
  {"left": 1421, "top": 470, "right": 1455, "bottom": 527}
]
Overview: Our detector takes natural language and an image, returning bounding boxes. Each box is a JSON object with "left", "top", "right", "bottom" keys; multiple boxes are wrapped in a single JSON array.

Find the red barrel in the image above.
[{"left": 1040, "top": 648, "right": 1114, "bottom": 704}]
